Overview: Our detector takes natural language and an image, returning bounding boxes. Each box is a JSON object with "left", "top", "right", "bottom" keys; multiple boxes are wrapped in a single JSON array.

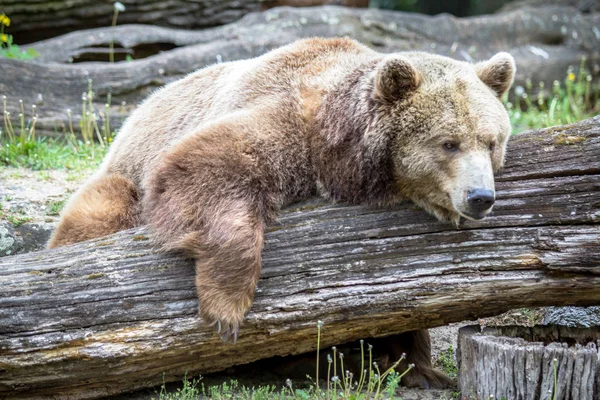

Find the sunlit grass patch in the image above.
[{"left": 1, "top": 79, "right": 116, "bottom": 171}]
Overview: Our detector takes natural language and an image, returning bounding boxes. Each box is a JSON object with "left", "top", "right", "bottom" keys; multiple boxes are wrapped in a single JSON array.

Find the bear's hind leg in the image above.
[
  {"left": 48, "top": 174, "right": 141, "bottom": 248},
  {"left": 398, "top": 329, "right": 455, "bottom": 389},
  {"left": 375, "top": 329, "right": 455, "bottom": 389}
]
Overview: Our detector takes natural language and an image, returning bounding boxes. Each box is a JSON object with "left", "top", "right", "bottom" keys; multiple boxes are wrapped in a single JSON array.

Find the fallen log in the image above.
[
  {"left": 2, "top": 0, "right": 366, "bottom": 44},
  {"left": 2, "top": 5, "right": 599, "bottom": 136},
  {"left": 1, "top": 0, "right": 266, "bottom": 44},
  {"left": 0, "top": 117, "right": 599, "bottom": 399}
]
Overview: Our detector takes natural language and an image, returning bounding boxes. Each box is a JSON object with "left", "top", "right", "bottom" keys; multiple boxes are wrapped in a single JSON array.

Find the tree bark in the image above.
[
  {"left": 457, "top": 325, "right": 600, "bottom": 400},
  {"left": 1, "top": 5, "right": 599, "bottom": 137},
  {"left": 2, "top": 0, "right": 266, "bottom": 44},
  {"left": 2, "top": 1, "right": 367, "bottom": 44},
  {"left": 0, "top": 117, "right": 599, "bottom": 399}
]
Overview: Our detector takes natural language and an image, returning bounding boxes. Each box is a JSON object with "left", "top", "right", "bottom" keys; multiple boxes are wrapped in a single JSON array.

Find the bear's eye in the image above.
[
  {"left": 489, "top": 142, "right": 496, "bottom": 152},
  {"left": 443, "top": 142, "right": 459, "bottom": 152}
]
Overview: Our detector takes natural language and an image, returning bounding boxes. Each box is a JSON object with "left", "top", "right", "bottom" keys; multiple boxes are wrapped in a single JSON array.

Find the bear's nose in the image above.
[{"left": 467, "top": 189, "right": 495, "bottom": 213}]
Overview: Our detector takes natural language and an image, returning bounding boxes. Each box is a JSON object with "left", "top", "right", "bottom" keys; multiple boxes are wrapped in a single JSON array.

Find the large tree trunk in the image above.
[
  {"left": 1, "top": 117, "right": 599, "bottom": 399},
  {"left": 1, "top": 5, "right": 598, "bottom": 137}
]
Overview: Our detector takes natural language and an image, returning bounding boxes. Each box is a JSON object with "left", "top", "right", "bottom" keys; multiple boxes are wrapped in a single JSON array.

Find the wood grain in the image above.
[
  {"left": 0, "top": 117, "right": 599, "bottom": 398},
  {"left": 458, "top": 325, "right": 600, "bottom": 400}
]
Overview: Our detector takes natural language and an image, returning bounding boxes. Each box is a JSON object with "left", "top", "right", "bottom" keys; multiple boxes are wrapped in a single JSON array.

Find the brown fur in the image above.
[
  {"left": 48, "top": 174, "right": 140, "bottom": 248},
  {"left": 49, "top": 38, "right": 514, "bottom": 386},
  {"left": 374, "top": 330, "right": 455, "bottom": 389}
]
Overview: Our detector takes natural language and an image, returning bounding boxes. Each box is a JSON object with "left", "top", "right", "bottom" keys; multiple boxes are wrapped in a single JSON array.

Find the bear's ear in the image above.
[
  {"left": 373, "top": 56, "right": 421, "bottom": 103},
  {"left": 475, "top": 52, "right": 516, "bottom": 98}
]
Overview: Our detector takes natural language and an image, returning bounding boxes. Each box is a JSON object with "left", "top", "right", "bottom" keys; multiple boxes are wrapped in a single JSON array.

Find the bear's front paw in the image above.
[{"left": 197, "top": 286, "right": 254, "bottom": 344}]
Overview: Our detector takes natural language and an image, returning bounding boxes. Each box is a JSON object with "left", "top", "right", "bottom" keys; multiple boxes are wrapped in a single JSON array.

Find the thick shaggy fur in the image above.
[{"left": 49, "top": 38, "right": 514, "bottom": 387}]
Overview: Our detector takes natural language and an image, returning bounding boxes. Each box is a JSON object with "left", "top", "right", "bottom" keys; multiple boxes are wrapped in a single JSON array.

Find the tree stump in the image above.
[{"left": 458, "top": 325, "right": 600, "bottom": 400}]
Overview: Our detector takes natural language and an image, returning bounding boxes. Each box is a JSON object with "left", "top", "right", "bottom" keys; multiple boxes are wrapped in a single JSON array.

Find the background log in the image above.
[
  {"left": 1, "top": 0, "right": 266, "bottom": 45},
  {"left": 0, "top": 117, "right": 599, "bottom": 399},
  {"left": 1, "top": 5, "right": 599, "bottom": 136},
  {"left": 2, "top": 0, "right": 367, "bottom": 44},
  {"left": 501, "top": 0, "right": 600, "bottom": 13},
  {"left": 457, "top": 325, "right": 600, "bottom": 400}
]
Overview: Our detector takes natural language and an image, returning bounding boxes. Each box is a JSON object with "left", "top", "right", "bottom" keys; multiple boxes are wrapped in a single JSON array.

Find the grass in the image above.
[
  {"left": 156, "top": 378, "right": 289, "bottom": 400},
  {"left": 1, "top": 79, "right": 118, "bottom": 171},
  {"left": 0, "top": 203, "right": 32, "bottom": 227},
  {"left": 506, "top": 59, "right": 600, "bottom": 134},
  {"left": 46, "top": 199, "right": 66, "bottom": 216},
  {"left": 154, "top": 322, "right": 413, "bottom": 400}
]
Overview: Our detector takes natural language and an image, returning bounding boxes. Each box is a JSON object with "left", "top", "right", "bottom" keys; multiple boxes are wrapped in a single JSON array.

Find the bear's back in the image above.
[{"left": 102, "top": 37, "right": 376, "bottom": 187}]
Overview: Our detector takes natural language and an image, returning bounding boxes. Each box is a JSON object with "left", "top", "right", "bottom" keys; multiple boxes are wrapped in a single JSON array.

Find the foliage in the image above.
[
  {"left": 506, "top": 60, "right": 600, "bottom": 134},
  {"left": 0, "top": 79, "right": 118, "bottom": 170},
  {"left": 46, "top": 199, "right": 66, "bottom": 216},
  {"left": 155, "top": 375, "right": 203, "bottom": 400},
  {"left": 0, "top": 13, "right": 39, "bottom": 60},
  {"left": 154, "top": 322, "right": 415, "bottom": 399},
  {"left": 435, "top": 346, "right": 458, "bottom": 379}
]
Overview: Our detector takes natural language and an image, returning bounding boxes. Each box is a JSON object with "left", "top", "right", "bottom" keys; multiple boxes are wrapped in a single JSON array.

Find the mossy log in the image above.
[
  {"left": 457, "top": 325, "right": 600, "bottom": 400},
  {"left": 1, "top": 5, "right": 599, "bottom": 136},
  {"left": 1, "top": 117, "right": 599, "bottom": 399}
]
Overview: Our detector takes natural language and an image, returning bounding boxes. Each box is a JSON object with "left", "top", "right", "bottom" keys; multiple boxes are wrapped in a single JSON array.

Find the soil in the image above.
[{"left": 0, "top": 167, "right": 89, "bottom": 224}]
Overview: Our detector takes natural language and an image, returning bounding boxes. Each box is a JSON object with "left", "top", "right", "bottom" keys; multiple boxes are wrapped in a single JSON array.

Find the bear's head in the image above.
[{"left": 373, "top": 52, "right": 516, "bottom": 224}]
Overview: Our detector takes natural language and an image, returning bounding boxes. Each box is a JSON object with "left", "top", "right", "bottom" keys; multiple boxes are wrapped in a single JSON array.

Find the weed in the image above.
[
  {"left": 155, "top": 374, "right": 202, "bottom": 400},
  {"left": 154, "top": 322, "right": 416, "bottom": 399},
  {"left": 506, "top": 59, "right": 600, "bottom": 133},
  {"left": 46, "top": 199, "right": 66, "bottom": 216},
  {"left": 109, "top": 2, "right": 126, "bottom": 63},
  {"left": 1, "top": 79, "right": 115, "bottom": 170},
  {"left": 37, "top": 171, "right": 51, "bottom": 181},
  {"left": 435, "top": 346, "right": 458, "bottom": 379},
  {"left": 0, "top": 14, "right": 39, "bottom": 60},
  {"left": 4, "top": 213, "right": 32, "bottom": 227}
]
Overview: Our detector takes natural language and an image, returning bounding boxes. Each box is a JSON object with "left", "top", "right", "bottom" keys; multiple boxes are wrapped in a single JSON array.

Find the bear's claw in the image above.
[{"left": 212, "top": 320, "right": 239, "bottom": 344}]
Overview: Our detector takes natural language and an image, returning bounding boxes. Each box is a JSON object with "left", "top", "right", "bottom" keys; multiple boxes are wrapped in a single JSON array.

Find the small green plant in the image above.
[
  {"left": 109, "top": 2, "right": 126, "bottom": 63},
  {"left": 1, "top": 78, "right": 116, "bottom": 170},
  {"left": 506, "top": 59, "right": 600, "bottom": 133},
  {"left": 435, "top": 346, "right": 458, "bottom": 379},
  {"left": 0, "top": 14, "right": 39, "bottom": 60},
  {"left": 155, "top": 374, "right": 202, "bottom": 400},
  {"left": 4, "top": 213, "right": 32, "bottom": 227},
  {"left": 154, "top": 322, "right": 416, "bottom": 399},
  {"left": 46, "top": 199, "right": 66, "bottom": 216}
]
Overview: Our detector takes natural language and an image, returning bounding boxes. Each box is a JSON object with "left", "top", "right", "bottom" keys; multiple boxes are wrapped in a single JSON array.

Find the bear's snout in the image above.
[{"left": 466, "top": 188, "right": 495, "bottom": 219}]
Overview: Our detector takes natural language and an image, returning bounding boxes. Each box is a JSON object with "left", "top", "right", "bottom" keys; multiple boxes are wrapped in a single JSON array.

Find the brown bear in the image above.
[{"left": 48, "top": 37, "right": 514, "bottom": 388}]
